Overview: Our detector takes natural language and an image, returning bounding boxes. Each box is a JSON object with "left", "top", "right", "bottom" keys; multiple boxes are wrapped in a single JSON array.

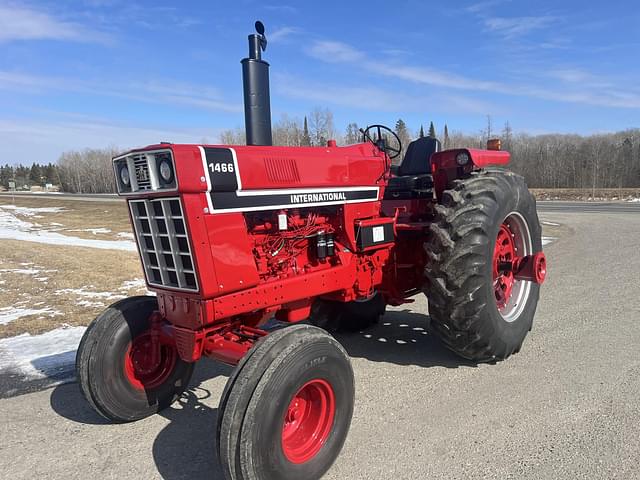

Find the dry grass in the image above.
[
  {"left": 531, "top": 188, "right": 640, "bottom": 201},
  {"left": 0, "top": 197, "right": 146, "bottom": 338}
]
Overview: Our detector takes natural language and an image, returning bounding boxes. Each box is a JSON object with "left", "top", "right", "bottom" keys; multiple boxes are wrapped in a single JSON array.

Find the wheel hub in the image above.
[
  {"left": 493, "top": 223, "right": 517, "bottom": 309},
  {"left": 281, "top": 379, "right": 336, "bottom": 464},
  {"left": 124, "top": 332, "right": 177, "bottom": 390},
  {"left": 492, "top": 212, "right": 534, "bottom": 322}
]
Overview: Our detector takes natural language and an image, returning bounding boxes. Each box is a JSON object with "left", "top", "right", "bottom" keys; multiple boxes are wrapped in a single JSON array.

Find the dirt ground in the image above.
[{"left": 0, "top": 197, "right": 146, "bottom": 338}]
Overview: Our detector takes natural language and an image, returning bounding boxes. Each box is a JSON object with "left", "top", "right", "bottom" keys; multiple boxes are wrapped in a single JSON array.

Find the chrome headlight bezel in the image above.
[{"left": 112, "top": 149, "right": 177, "bottom": 195}]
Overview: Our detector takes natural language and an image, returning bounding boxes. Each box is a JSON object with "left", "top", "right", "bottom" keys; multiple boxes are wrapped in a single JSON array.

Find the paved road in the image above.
[
  {"left": 0, "top": 192, "right": 119, "bottom": 202},
  {"left": 2, "top": 207, "right": 640, "bottom": 479}
]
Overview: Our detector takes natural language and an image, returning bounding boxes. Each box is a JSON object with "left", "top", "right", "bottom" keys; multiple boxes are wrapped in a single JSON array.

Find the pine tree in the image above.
[
  {"left": 45, "top": 163, "right": 59, "bottom": 185},
  {"left": 344, "top": 123, "right": 360, "bottom": 145},
  {"left": 29, "top": 162, "right": 42, "bottom": 185},
  {"left": 443, "top": 124, "right": 450, "bottom": 149},
  {"left": 301, "top": 116, "right": 311, "bottom": 146},
  {"left": 428, "top": 121, "right": 436, "bottom": 138},
  {"left": 0, "top": 165, "right": 12, "bottom": 188},
  {"left": 394, "top": 119, "right": 411, "bottom": 162},
  {"left": 419, "top": 125, "right": 425, "bottom": 138}
]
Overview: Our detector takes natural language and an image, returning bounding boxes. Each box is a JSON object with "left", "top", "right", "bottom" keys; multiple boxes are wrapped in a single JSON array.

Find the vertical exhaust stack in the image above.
[{"left": 242, "top": 21, "right": 272, "bottom": 146}]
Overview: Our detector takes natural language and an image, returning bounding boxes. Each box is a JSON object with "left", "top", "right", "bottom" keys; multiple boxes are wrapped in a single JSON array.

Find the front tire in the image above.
[
  {"left": 424, "top": 170, "right": 543, "bottom": 362},
  {"left": 76, "top": 296, "right": 194, "bottom": 422},
  {"left": 217, "top": 325, "right": 354, "bottom": 480}
]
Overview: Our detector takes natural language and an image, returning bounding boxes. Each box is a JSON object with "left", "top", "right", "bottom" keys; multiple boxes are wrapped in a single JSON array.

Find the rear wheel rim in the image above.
[
  {"left": 493, "top": 212, "right": 533, "bottom": 322},
  {"left": 281, "top": 379, "right": 336, "bottom": 464},
  {"left": 124, "top": 332, "right": 177, "bottom": 390}
]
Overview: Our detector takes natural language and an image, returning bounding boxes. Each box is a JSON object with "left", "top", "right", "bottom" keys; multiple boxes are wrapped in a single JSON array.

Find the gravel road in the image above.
[{"left": 1, "top": 206, "right": 639, "bottom": 479}]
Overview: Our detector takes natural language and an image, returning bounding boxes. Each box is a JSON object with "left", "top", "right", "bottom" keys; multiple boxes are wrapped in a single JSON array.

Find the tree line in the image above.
[
  {"left": 221, "top": 110, "right": 640, "bottom": 189},
  {"left": 3, "top": 108, "right": 639, "bottom": 193},
  {"left": 0, "top": 163, "right": 59, "bottom": 190}
]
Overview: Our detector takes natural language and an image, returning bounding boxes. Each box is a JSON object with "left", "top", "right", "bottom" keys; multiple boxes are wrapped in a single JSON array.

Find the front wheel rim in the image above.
[
  {"left": 281, "top": 379, "right": 336, "bottom": 464},
  {"left": 492, "top": 212, "right": 533, "bottom": 322},
  {"left": 124, "top": 332, "right": 177, "bottom": 390}
]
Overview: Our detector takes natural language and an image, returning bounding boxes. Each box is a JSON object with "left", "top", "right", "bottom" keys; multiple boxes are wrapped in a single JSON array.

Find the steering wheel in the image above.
[{"left": 360, "top": 124, "right": 402, "bottom": 159}]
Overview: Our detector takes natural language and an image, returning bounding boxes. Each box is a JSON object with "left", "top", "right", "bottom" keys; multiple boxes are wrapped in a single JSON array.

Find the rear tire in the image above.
[
  {"left": 217, "top": 325, "right": 354, "bottom": 480},
  {"left": 424, "top": 170, "right": 542, "bottom": 362},
  {"left": 76, "top": 296, "right": 194, "bottom": 422}
]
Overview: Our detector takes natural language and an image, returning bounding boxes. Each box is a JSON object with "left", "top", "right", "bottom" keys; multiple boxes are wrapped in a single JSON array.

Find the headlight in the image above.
[
  {"left": 120, "top": 165, "right": 130, "bottom": 185},
  {"left": 159, "top": 159, "right": 173, "bottom": 183},
  {"left": 456, "top": 152, "right": 470, "bottom": 166}
]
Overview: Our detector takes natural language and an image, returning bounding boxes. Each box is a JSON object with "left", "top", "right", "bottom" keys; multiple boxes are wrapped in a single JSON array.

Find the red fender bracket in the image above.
[
  {"left": 513, "top": 252, "right": 547, "bottom": 284},
  {"left": 430, "top": 148, "right": 511, "bottom": 200},
  {"left": 431, "top": 148, "right": 511, "bottom": 170}
]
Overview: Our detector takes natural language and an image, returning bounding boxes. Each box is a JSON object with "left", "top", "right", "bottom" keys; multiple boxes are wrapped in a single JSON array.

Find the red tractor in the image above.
[{"left": 76, "top": 22, "right": 546, "bottom": 480}]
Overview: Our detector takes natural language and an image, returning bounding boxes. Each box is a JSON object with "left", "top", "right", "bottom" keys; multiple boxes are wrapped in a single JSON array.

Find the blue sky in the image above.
[{"left": 1, "top": 0, "right": 639, "bottom": 164}]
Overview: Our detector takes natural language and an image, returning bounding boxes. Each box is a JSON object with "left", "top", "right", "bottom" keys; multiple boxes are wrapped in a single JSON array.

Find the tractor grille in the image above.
[
  {"left": 132, "top": 154, "right": 152, "bottom": 190},
  {"left": 129, "top": 198, "right": 198, "bottom": 291}
]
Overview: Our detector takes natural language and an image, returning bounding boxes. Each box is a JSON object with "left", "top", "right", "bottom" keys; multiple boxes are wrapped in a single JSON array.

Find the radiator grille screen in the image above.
[
  {"left": 132, "top": 154, "right": 152, "bottom": 190},
  {"left": 129, "top": 198, "right": 198, "bottom": 291}
]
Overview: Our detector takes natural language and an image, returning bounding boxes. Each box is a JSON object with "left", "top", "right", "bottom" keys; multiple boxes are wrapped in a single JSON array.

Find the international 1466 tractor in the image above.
[{"left": 76, "top": 21, "right": 547, "bottom": 480}]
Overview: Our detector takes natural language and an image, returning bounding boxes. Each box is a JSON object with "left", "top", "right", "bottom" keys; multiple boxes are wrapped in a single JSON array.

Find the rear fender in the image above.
[{"left": 431, "top": 148, "right": 511, "bottom": 200}]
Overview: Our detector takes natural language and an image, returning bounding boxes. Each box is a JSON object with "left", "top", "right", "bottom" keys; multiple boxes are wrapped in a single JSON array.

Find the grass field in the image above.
[
  {"left": 531, "top": 188, "right": 640, "bottom": 201},
  {"left": 0, "top": 196, "right": 146, "bottom": 338}
]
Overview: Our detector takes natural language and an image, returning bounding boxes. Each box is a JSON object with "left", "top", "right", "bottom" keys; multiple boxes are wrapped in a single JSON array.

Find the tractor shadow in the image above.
[
  {"left": 335, "top": 309, "right": 477, "bottom": 369},
  {"left": 48, "top": 312, "right": 472, "bottom": 479},
  {"left": 49, "top": 358, "right": 231, "bottom": 480}
]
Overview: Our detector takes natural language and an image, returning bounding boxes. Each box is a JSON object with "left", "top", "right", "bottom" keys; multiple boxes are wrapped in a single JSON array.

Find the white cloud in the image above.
[
  {"left": 263, "top": 5, "right": 298, "bottom": 14},
  {"left": 269, "top": 26, "right": 302, "bottom": 43},
  {"left": 0, "top": 70, "right": 242, "bottom": 113},
  {"left": 464, "top": 0, "right": 511, "bottom": 13},
  {"left": 0, "top": 4, "right": 111, "bottom": 44},
  {"left": 308, "top": 41, "right": 365, "bottom": 63},
  {"left": 273, "top": 73, "right": 494, "bottom": 115},
  {"left": 306, "top": 39, "right": 640, "bottom": 110},
  {"left": 0, "top": 117, "right": 220, "bottom": 164},
  {"left": 483, "top": 16, "right": 559, "bottom": 38}
]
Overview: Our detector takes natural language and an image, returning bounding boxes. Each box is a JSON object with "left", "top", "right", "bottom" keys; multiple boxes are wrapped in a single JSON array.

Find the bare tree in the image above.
[
  {"left": 57, "top": 147, "right": 120, "bottom": 193},
  {"left": 308, "top": 107, "right": 335, "bottom": 146}
]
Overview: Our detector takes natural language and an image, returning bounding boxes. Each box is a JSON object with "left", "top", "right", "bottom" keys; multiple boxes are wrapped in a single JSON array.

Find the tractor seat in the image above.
[{"left": 384, "top": 137, "right": 441, "bottom": 200}]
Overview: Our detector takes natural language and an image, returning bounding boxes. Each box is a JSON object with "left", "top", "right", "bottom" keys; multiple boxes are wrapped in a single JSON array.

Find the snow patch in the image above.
[
  {"left": 0, "top": 268, "right": 42, "bottom": 275},
  {"left": 542, "top": 236, "right": 556, "bottom": 246},
  {"left": 0, "top": 326, "right": 86, "bottom": 380},
  {"left": 0, "top": 206, "right": 136, "bottom": 251},
  {"left": 69, "top": 227, "right": 112, "bottom": 235},
  {"left": 541, "top": 221, "right": 560, "bottom": 227},
  {"left": 55, "top": 287, "right": 123, "bottom": 301},
  {"left": 120, "top": 278, "right": 147, "bottom": 291},
  {"left": 0, "top": 205, "right": 66, "bottom": 216},
  {"left": 628, "top": 198, "right": 640, "bottom": 203},
  {"left": 76, "top": 300, "right": 106, "bottom": 308},
  {"left": 0, "top": 307, "right": 61, "bottom": 325},
  {"left": 117, "top": 232, "right": 135, "bottom": 240}
]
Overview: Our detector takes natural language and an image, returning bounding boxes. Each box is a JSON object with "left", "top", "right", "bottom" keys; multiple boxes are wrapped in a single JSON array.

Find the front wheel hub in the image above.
[
  {"left": 281, "top": 379, "right": 336, "bottom": 464},
  {"left": 124, "top": 332, "right": 177, "bottom": 390}
]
